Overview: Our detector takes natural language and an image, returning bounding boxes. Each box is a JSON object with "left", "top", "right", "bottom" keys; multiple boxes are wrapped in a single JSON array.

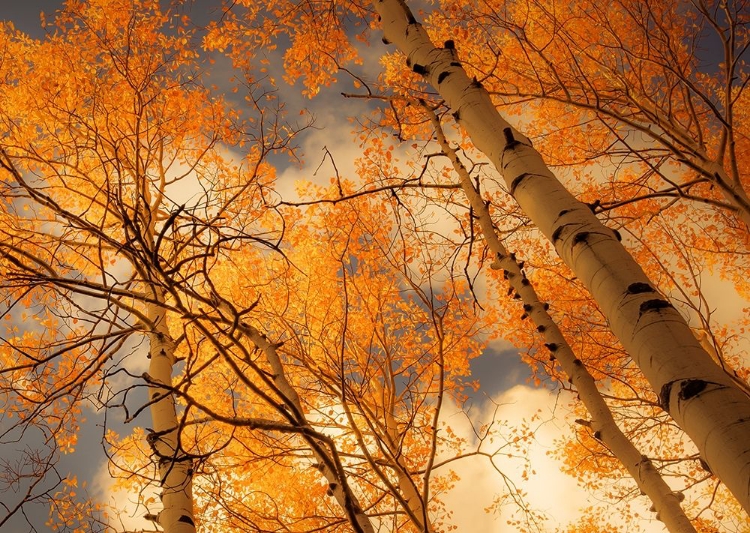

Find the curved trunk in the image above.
[{"left": 372, "top": 0, "right": 750, "bottom": 514}]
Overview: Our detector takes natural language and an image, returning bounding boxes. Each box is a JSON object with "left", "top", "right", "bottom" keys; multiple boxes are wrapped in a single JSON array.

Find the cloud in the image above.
[
  {"left": 91, "top": 453, "right": 160, "bottom": 533},
  {"left": 436, "top": 386, "right": 579, "bottom": 531},
  {"left": 439, "top": 385, "right": 669, "bottom": 532}
]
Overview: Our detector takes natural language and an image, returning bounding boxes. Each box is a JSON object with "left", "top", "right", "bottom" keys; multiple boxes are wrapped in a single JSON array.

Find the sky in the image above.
[
  {"left": 0, "top": 2, "right": 539, "bottom": 531},
  {"left": 0, "top": 1, "right": 747, "bottom": 533},
  {"left": 3, "top": 2, "right": 61, "bottom": 36}
]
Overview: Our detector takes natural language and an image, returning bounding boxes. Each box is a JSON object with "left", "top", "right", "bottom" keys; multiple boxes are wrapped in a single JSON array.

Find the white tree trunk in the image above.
[
  {"left": 380, "top": 381, "right": 434, "bottom": 532},
  {"left": 373, "top": 0, "right": 750, "bottom": 514},
  {"left": 146, "top": 298, "right": 195, "bottom": 533},
  {"left": 426, "top": 107, "right": 696, "bottom": 532},
  {"left": 235, "top": 320, "right": 375, "bottom": 533}
]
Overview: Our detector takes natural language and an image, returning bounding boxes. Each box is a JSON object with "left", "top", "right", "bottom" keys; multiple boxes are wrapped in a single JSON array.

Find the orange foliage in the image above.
[{"left": 1, "top": 1, "right": 749, "bottom": 532}]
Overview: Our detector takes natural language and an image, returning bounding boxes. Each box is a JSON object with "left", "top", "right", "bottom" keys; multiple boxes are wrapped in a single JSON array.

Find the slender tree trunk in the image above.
[
  {"left": 426, "top": 107, "right": 695, "bottom": 533},
  {"left": 146, "top": 297, "right": 196, "bottom": 533},
  {"left": 380, "top": 382, "right": 434, "bottom": 532},
  {"left": 235, "top": 320, "right": 375, "bottom": 533},
  {"left": 372, "top": 0, "right": 750, "bottom": 514}
]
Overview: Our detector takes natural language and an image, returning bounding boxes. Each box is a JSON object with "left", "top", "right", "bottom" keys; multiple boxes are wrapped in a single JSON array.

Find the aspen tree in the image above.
[
  {"left": 371, "top": 0, "right": 750, "bottom": 513},
  {"left": 0, "top": 3, "right": 206, "bottom": 530},
  {"left": 421, "top": 102, "right": 697, "bottom": 533}
]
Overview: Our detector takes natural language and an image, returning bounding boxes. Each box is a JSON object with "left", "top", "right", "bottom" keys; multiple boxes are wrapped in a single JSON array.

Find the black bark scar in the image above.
[
  {"left": 627, "top": 282, "right": 654, "bottom": 294},
  {"left": 679, "top": 379, "right": 708, "bottom": 400},
  {"left": 510, "top": 173, "right": 530, "bottom": 195},
  {"left": 659, "top": 380, "right": 675, "bottom": 412},
  {"left": 640, "top": 299, "right": 673, "bottom": 313}
]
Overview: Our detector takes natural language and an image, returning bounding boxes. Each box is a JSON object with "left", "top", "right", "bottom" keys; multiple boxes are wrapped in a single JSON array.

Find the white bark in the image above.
[
  {"left": 231, "top": 318, "right": 375, "bottom": 533},
  {"left": 146, "top": 298, "right": 195, "bottom": 533},
  {"left": 373, "top": 0, "right": 750, "bottom": 514},
  {"left": 427, "top": 107, "right": 695, "bottom": 532}
]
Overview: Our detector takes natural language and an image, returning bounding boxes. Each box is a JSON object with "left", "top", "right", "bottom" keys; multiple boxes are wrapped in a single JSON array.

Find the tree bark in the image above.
[
  {"left": 146, "top": 298, "right": 196, "bottom": 533},
  {"left": 426, "top": 106, "right": 696, "bottom": 533},
  {"left": 233, "top": 319, "right": 376, "bottom": 533},
  {"left": 372, "top": 0, "right": 750, "bottom": 514}
]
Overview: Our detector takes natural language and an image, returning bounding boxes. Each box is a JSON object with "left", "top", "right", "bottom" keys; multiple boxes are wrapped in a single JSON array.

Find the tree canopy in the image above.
[{"left": 0, "top": 0, "right": 748, "bottom": 532}]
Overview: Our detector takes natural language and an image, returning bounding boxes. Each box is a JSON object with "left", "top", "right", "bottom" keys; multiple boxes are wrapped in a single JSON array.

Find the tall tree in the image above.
[
  {"left": 102, "top": 178, "right": 534, "bottom": 532},
  {"left": 3, "top": 3, "right": 492, "bottom": 532},
  {"left": 371, "top": 0, "right": 750, "bottom": 516},
  {"left": 0, "top": 1, "right": 276, "bottom": 530},
  {"left": 2, "top": 0, "right": 749, "bottom": 531},
  {"left": 205, "top": 0, "right": 750, "bottom": 523}
]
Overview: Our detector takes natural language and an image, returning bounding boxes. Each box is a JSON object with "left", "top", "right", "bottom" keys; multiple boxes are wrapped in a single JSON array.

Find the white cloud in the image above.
[
  {"left": 92, "top": 457, "right": 161, "bottom": 533},
  {"left": 439, "top": 385, "right": 669, "bottom": 532}
]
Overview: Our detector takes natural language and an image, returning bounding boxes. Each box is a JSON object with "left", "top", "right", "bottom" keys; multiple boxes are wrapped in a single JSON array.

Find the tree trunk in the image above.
[
  {"left": 146, "top": 298, "right": 196, "bottom": 533},
  {"left": 426, "top": 106, "right": 696, "bottom": 533},
  {"left": 372, "top": 0, "right": 750, "bottom": 514},
  {"left": 236, "top": 320, "right": 375, "bottom": 533},
  {"left": 381, "top": 382, "right": 434, "bottom": 532}
]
